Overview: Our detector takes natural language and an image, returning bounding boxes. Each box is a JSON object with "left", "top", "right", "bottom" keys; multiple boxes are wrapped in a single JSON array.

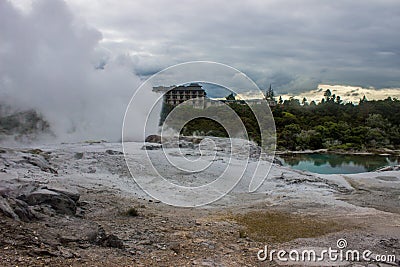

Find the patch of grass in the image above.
[
  {"left": 239, "top": 229, "right": 248, "bottom": 238},
  {"left": 234, "top": 211, "right": 343, "bottom": 243},
  {"left": 125, "top": 207, "right": 139, "bottom": 217},
  {"left": 84, "top": 140, "right": 106, "bottom": 144}
]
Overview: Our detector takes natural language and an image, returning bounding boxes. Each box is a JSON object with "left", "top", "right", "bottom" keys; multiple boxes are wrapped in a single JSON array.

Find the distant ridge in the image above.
[
  {"left": 280, "top": 84, "right": 400, "bottom": 103},
  {"left": 0, "top": 104, "right": 53, "bottom": 143}
]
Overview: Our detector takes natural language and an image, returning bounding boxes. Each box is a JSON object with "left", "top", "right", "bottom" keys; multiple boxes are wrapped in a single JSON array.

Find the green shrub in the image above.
[{"left": 125, "top": 207, "right": 139, "bottom": 217}]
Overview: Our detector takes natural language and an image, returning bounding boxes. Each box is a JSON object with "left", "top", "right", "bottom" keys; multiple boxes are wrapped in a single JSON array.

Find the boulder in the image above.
[
  {"left": 7, "top": 197, "right": 36, "bottom": 221},
  {"left": 44, "top": 187, "right": 80, "bottom": 202},
  {"left": 0, "top": 195, "right": 35, "bottom": 222},
  {"left": 273, "top": 157, "right": 283, "bottom": 166},
  {"left": 21, "top": 188, "right": 77, "bottom": 215},
  {"left": 145, "top": 135, "right": 162, "bottom": 143},
  {"left": 0, "top": 195, "right": 18, "bottom": 219},
  {"left": 22, "top": 155, "right": 57, "bottom": 174}
]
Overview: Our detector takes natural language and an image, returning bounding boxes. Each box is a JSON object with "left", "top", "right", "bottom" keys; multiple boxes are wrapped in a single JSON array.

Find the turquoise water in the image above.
[{"left": 279, "top": 153, "right": 399, "bottom": 174}]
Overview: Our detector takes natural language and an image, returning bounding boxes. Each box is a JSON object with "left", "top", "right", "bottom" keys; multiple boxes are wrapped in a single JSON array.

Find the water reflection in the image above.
[{"left": 279, "top": 153, "right": 399, "bottom": 174}]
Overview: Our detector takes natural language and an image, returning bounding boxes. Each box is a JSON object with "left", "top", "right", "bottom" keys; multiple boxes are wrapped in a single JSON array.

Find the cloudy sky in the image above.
[
  {"left": 1, "top": 0, "right": 400, "bottom": 141},
  {"left": 9, "top": 0, "right": 400, "bottom": 92}
]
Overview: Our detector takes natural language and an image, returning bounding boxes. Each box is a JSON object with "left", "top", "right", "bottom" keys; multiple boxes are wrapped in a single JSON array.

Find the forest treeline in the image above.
[
  {"left": 273, "top": 93, "right": 400, "bottom": 151},
  {"left": 162, "top": 90, "right": 400, "bottom": 151}
]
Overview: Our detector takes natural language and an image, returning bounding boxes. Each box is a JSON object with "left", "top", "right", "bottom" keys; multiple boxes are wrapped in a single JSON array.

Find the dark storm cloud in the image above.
[
  {"left": 3, "top": 0, "right": 400, "bottom": 139},
  {"left": 65, "top": 0, "right": 400, "bottom": 92}
]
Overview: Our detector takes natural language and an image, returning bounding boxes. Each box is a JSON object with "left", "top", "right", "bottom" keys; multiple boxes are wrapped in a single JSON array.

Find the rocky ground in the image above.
[{"left": 0, "top": 139, "right": 399, "bottom": 266}]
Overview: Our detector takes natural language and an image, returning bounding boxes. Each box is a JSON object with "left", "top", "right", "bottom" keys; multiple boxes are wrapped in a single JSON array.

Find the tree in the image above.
[
  {"left": 359, "top": 95, "right": 368, "bottom": 104},
  {"left": 302, "top": 97, "right": 308, "bottom": 106},
  {"left": 284, "top": 97, "right": 301, "bottom": 107},
  {"left": 279, "top": 124, "right": 301, "bottom": 150},
  {"left": 278, "top": 96, "right": 283, "bottom": 104},
  {"left": 265, "top": 84, "right": 274, "bottom": 100},
  {"left": 324, "top": 89, "right": 332, "bottom": 101},
  {"left": 165, "top": 93, "right": 400, "bottom": 151},
  {"left": 365, "top": 114, "right": 388, "bottom": 130},
  {"left": 225, "top": 93, "right": 236, "bottom": 101}
]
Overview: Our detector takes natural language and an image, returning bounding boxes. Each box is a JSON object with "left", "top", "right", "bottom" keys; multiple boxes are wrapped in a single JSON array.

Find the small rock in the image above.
[
  {"left": 192, "top": 259, "right": 216, "bottom": 266},
  {"left": 87, "top": 226, "right": 124, "bottom": 249},
  {"left": 87, "top": 167, "right": 96, "bottom": 173},
  {"left": 105, "top": 150, "right": 123, "bottom": 155},
  {"left": 29, "top": 248, "right": 58, "bottom": 257},
  {"left": 59, "top": 236, "right": 81, "bottom": 245},
  {"left": 141, "top": 144, "right": 162, "bottom": 150},
  {"left": 101, "top": 234, "right": 124, "bottom": 249},
  {"left": 379, "top": 238, "right": 400, "bottom": 249},
  {"left": 138, "top": 239, "right": 152, "bottom": 245},
  {"left": 58, "top": 247, "right": 74, "bottom": 259},
  {"left": 74, "top": 152, "right": 84, "bottom": 160},
  {"left": 155, "top": 244, "right": 166, "bottom": 250},
  {"left": 170, "top": 242, "right": 181, "bottom": 254},
  {"left": 78, "top": 244, "right": 90, "bottom": 249}
]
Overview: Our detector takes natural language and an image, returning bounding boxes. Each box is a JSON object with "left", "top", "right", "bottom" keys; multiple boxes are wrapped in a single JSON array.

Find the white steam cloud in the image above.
[{"left": 0, "top": 0, "right": 143, "bottom": 142}]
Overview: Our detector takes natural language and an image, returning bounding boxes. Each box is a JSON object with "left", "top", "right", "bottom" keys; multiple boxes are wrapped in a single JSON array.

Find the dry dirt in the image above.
[
  {"left": 1, "top": 188, "right": 400, "bottom": 266},
  {"left": 0, "top": 142, "right": 399, "bottom": 266}
]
